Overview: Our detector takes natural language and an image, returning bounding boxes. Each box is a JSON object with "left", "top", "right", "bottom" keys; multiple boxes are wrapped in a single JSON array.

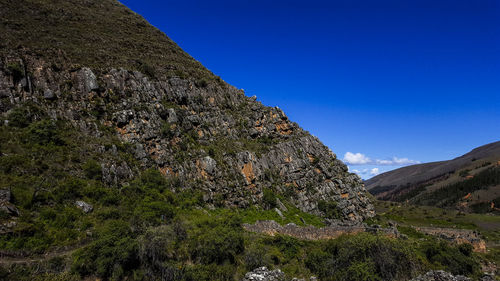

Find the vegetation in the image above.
[
  {"left": 0, "top": 0, "right": 218, "bottom": 83},
  {"left": 317, "top": 200, "right": 342, "bottom": 220},
  {"left": 1, "top": 0, "right": 498, "bottom": 278},
  {"left": 0, "top": 103, "right": 496, "bottom": 280},
  {"left": 416, "top": 166, "right": 500, "bottom": 207}
]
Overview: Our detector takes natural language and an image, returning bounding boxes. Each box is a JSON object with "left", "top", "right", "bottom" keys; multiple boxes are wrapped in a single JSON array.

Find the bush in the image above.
[
  {"left": 421, "top": 240, "right": 480, "bottom": 276},
  {"left": 244, "top": 244, "right": 272, "bottom": 270},
  {"left": 138, "top": 61, "right": 156, "bottom": 78},
  {"left": 7, "top": 103, "right": 43, "bottom": 128},
  {"left": 26, "top": 119, "right": 64, "bottom": 145},
  {"left": 138, "top": 225, "right": 177, "bottom": 266},
  {"left": 183, "top": 264, "right": 235, "bottom": 281},
  {"left": 83, "top": 159, "right": 102, "bottom": 180},
  {"left": 52, "top": 178, "right": 84, "bottom": 203},
  {"left": 132, "top": 199, "right": 175, "bottom": 226},
  {"left": 195, "top": 78, "right": 208, "bottom": 88},
  {"left": 190, "top": 225, "right": 244, "bottom": 265},
  {"left": 267, "top": 235, "right": 302, "bottom": 261},
  {"left": 160, "top": 121, "right": 174, "bottom": 138},
  {"left": 318, "top": 200, "right": 341, "bottom": 219},
  {"left": 137, "top": 168, "right": 169, "bottom": 192},
  {"left": 262, "top": 188, "right": 277, "bottom": 209},
  {"left": 305, "top": 233, "right": 421, "bottom": 281},
  {"left": 6, "top": 62, "right": 24, "bottom": 83},
  {"left": 72, "top": 220, "right": 139, "bottom": 279}
]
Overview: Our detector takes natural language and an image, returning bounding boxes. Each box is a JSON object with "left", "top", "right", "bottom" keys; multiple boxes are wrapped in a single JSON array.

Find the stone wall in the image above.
[
  {"left": 243, "top": 220, "right": 399, "bottom": 240},
  {"left": 414, "top": 227, "right": 486, "bottom": 253}
]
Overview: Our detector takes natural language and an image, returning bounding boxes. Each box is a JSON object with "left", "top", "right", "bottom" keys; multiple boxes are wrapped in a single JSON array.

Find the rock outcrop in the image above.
[
  {"left": 0, "top": 54, "right": 374, "bottom": 221},
  {"left": 0, "top": 189, "right": 19, "bottom": 217},
  {"left": 75, "top": 200, "right": 93, "bottom": 213},
  {"left": 242, "top": 267, "right": 285, "bottom": 281}
]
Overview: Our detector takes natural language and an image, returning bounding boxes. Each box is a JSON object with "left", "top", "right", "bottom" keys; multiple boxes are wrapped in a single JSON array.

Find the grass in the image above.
[{"left": 0, "top": 0, "right": 218, "bottom": 82}]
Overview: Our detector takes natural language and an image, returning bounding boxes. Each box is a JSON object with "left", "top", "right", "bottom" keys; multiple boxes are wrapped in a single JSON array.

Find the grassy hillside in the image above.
[
  {"left": 0, "top": 0, "right": 216, "bottom": 81},
  {"left": 368, "top": 142, "right": 500, "bottom": 212}
]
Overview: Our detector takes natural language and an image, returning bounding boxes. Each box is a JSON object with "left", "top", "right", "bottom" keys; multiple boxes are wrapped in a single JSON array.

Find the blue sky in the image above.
[{"left": 121, "top": 0, "right": 500, "bottom": 179}]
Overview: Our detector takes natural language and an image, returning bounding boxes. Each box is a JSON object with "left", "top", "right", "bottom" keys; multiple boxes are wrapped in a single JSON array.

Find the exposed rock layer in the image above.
[{"left": 0, "top": 53, "right": 374, "bottom": 221}]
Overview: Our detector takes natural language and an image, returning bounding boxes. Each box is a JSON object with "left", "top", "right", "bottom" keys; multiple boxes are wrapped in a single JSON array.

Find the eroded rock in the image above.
[{"left": 0, "top": 56, "right": 375, "bottom": 222}]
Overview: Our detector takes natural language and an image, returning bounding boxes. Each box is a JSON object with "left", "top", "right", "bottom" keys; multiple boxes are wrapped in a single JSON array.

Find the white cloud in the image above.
[
  {"left": 348, "top": 167, "right": 381, "bottom": 180},
  {"left": 375, "top": 157, "right": 420, "bottom": 165},
  {"left": 343, "top": 152, "right": 372, "bottom": 165},
  {"left": 344, "top": 152, "right": 420, "bottom": 166}
]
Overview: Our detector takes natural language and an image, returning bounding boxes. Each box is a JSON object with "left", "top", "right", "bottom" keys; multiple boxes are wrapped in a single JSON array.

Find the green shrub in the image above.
[
  {"left": 138, "top": 62, "right": 155, "bottom": 78},
  {"left": 72, "top": 220, "right": 139, "bottom": 279},
  {"left": 6, "top": 62, "right": 24, "bottom": 83},
  {"left": 132, "top": 199, "right": 175, "bottom": 226},
  {"left": 160, "top": 121, "right": 174, "bottom": 138},
  {"left": 83, "top": 159, "right": 102, "bottom": 180},
  {"left": 138, "top": 225, "right": 177, "bottom": 266},
  {"left": 52, "top": 178, "right": 84, "bottom": 203},
  {"left": 195, "top": 78, "right": 208, "bottom": 88},
  {"left": 318, "top": 200, "right": 341, "bottom": 219},
  {"left": 190, "top": 225, "right": 244, "bottom": 265},
  {"left": 7, "top": 103, "right": 43, "bottom": 128},
  {"left": 304, "top": 248, "right": 331, "bottom": 274},
  {"left": 26, "top": 119, "right": 65, "bottom": 145},
  {"left": 244, "top": 244, "right": 272, "bottom": 270},
  {"left": 421, "top": 240, "right": 480, "bottom": 276},
  {"left": 183, "top": 264, "right": 235, "bottom": 281},
  {"left": 265, "top": 235, "right": 303, "bottom": 261},
  {"left": 305, "top": 233, "right": 421, "bottom": 281},
  {"left": 262, "top": 188, "right": 277, "bottom": 209},
  {"left": 137, "top": 168, "right": 169, "bottom": 192},
  {"left": 397, "top": 226, "right": 426, "bottom": 239}
]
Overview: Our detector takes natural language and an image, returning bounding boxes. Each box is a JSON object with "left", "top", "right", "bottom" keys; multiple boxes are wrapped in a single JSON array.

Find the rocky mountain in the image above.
[
  {"left": 0, "top": 0, "right": 373, "bottom": 223},
  {"left": 366, "top": 141, "right": 500, "bottom": 211}
]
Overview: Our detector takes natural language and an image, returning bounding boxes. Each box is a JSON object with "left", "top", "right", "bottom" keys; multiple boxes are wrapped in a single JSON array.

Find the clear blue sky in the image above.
[{"left": 121, "top": 0, "right": 500, "bottom": 178}]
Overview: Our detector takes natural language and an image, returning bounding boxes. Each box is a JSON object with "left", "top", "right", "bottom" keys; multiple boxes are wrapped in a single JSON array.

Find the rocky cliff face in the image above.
[
  {"left": 0, "top": 55, "right": 374, "bottom": 221},
  {"left": 0, "top": 0, "right": 374, "bottom": 222}
]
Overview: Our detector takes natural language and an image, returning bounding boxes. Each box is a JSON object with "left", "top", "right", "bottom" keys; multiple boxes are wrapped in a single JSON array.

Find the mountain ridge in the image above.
[{"left": 366, "top": 141, "right": 500, "bottom": 209}]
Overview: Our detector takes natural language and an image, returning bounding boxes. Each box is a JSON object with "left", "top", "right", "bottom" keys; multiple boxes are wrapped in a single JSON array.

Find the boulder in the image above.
[
  {"left": 43, "top": 89, "right": 56, "bottom": 100},
  {"left": 0, "top": 189, "right": 19, "bottom": 216},
  {"left": 77, "top": 67, "right": 99, "bottom": 93},
  {"left": 75, "top": 200, "right": 93, "bottom": 213},
  {"left": 0, "top": 189, "right": 11, "bottom": 202}
]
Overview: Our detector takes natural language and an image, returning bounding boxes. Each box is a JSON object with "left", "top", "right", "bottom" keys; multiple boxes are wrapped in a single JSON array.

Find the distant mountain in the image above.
[{"left": 365, "top": 141, "right": 500, "bottom": 212}]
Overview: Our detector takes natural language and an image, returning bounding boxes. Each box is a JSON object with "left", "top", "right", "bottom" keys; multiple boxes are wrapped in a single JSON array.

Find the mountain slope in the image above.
[
  {"left": 0, "top": 0, "right": 212, "bottom": 80},
  {"left": 366, "top": 141, "right": 500, "bottom": 210},
  {"left": 0, "top": 1, "right": 494, "bottom": 280},
  {"left": 0, "top": 0, "right": 374, "bottom": 228}
]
